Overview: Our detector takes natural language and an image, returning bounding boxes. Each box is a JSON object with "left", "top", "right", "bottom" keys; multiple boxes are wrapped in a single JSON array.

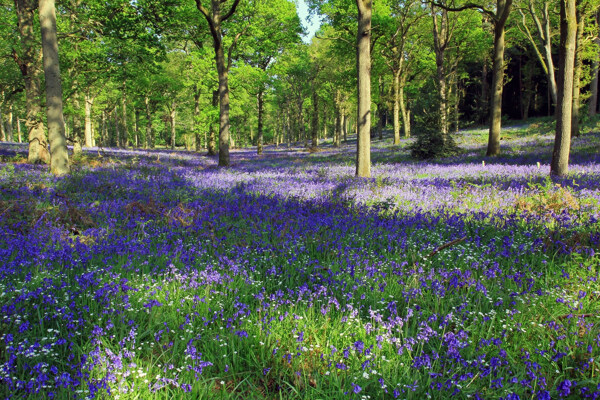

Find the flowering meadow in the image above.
[{"left": 1, "top": 125, "right": 600, "bottom": 400}]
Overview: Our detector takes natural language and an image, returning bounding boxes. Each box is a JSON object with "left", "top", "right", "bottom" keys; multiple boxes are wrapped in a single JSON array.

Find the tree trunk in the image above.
[
  {"left": 114, "top": 106, "right": 120, "bottom": 147},
  {"left": 589, "top": 58, "right": 599, "bottom": 117},
  {"left": 589, "top": 12, "right": 600, "bottom": 117},
  {"left": 215, "top": 40, "right": 230, "bottom": 165},
  {"left": 15, "top": 0, "right": 49, "bottom": 163},
  {"left": 122, "top": 88, "right": 128, "bottom": 148},
  {"left": 101, "top": 109, "right": 107, "bottom": 147},
  {"left": 194, "top": 84, "right": 202, "bottom": 151},
  {"left": 343, "top": 113, "right": 348, "bottom": 143},
  {"left": 257, "top": 89, "right": 264, "bottom": 154},
  {"left": 144, "top": 96, "right": 152, "bottom": 149},
  {"left": 5, "top": 104, "right": 13, "bottom": 141},
  {"left": 84, "top": 92, "right": 94, "bottom": 147},
  {"left": 399, "top": 81, "right": 410, "bottom": 138},
  {"left": 571, "top": 5, "right": 584, "bottom": 138},
  {"left": 72, "top": 96, "right": 83, "bottom": 156},
  {"left": 134, "top": 109, "right": 139, "bottom": 148},
  {"left": 432, "top": 7, "right": 449, "bottom": 140},
  {"left": 311, "top": 88, "right": 319, "bottom": 149},
  {"left": 207, "top": 90, "right": 218, "bottom": 155},
  {"left": 541, "top": 2, "right": 558, "bottom": 109},
  {"left": 393, "top": 70, "right": 401, "bottom": 144},
  {"left": 355, "top": 0, "right": 372, "bottom": 177},
  {"left": 0, "top": 101, "right": 5, "bottom": 141},
  {"left": 551, "top": 0, "right": 577, "bottom": 177},
  {"left": 481, "top": 45, "right": 489, "bottom": 125},
  {"left": 170, "top": 100, "right": 176, "bottom": 150},
  {"left": 486, "top": 0, "right": 512, "bottom": 157},
  {"left": 377, "top": 75, "right": 384, "bottom": 140},
  {"left": 17, "top": 117, "right": 22, "bottom": 143},
  {"left": 334, "top": 107, "right": 341, "bottom": 147},
  {"left": 40, "top": 0, "right": 69, "bottom": 175}
]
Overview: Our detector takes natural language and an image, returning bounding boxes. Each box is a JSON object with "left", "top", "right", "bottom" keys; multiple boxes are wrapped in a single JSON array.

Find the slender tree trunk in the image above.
[
  {"left": 15, "top": 0, "right": 49, "bottom": 163},
  {"left": 0, "top": 102, "right": 5, "bottom": 141},
  {"left": 5, "top": 104, "right": 13, "bottom": 141},
  {"left": 215, "top": 43, "right": 230, "bottom": 165},
  {"left": 393, "top": 70, "right": 401, "bottom": 144},
  {"left": 170, "top": 100, "right": 176, "bottom": 150},
  {"left": 454, "top": 78, "right": 460, "bottom": 133},
  {"left": 481, "top": 45, "right": 489, "bottom": 125},
  {"left": 207, "top": 90, "right": 218, "bottom": 155},
  {"left": 355, "top": 0, "right": 372, "bottom": 177},
  {"left": 17, "top": 117, "right": 22, "bottom": 143},
  {"left": 91, "top": 117, "right": 95, "bottom": 147},
  {"left": 303, "top": 111, "right": 309, "bottom": 148},
  {"left": 84, "top": 92, "right": 94, "bottom": 147},
  {"left": 432, "top": 7, "right": 448, "bottom": 140},
  {"left": 257, "top": 89, "right": 264, "bottom": 154},
  {"left": 486, "top": 0, "right": 512, "bottom": 157},
  {"left": 101, "top": 110, "right": 107, "bottom": 147},
  {"left": 589, "top": 59, "right": 599, "bottom": 117},
  {"left": 144, "top": 96, "right": 152, "bottom": 149},
  {"left": 572, "top": 5, "right": 584, "bottom": 137},
  {"left": 377, "top": 75, "right": 384, "bottom": 140},
  {"left": 589, "top": 12, "right": 600, "bottom": 117},
  {"left": 122, "top": 88, "right": 128, "bottom": 148},
  {"left": 399, "top": 81, "right": 410, "bottom": 138},
  {"left": 114, "top": 106, "right": 120, "bottom": 147},
  {"left": 334, "top": 107, "right": 341, "bottom": 147},
  {"left": 541, "top": 2, "right": 558, "bottom": 109},
  {"left": 551, "top": 0, "right": 577, "bottom": 177},
  {"left": 312, "top": 88, "right": 319, "bottom": 148},
  {"left": 40, "top": 0, "right": 68, "bottom": 175},
  {"left": 343, "top": 113, "right": 348, "bottom": 143},
  {"left": 72, "top": 96, "right": 83, "bottom": 156},
  {"left": 134, "top": 109, "right": 139, "bottom": 148},
  {"left": 194, "top": 84, "right": 202, "bottom": 151}
]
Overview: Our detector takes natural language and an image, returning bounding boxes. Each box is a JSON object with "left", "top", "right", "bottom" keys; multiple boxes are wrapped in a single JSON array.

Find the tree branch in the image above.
[
  {"left": 315, "top": 34, "right": 353, "bottom": 45},
  {"left": 431, "top": 1, "right": 496, "bottom": 20},
  {"left": 222, "top": 0, "right": 242, "bottom": 22}
]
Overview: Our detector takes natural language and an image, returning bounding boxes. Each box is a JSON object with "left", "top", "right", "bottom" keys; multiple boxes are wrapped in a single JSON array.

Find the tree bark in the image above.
[
  {"left": 571, "top": 4, "right": 584, "bottom": 138},
  {"left": 589, "top": 12, "right": 600, "bottom": 117},
  {"left": 355, "top": 0, "right": 372, "bottom": 177},
  {"left": 487, "top": 0, "right": 512, "bottom": 157},
  {"left": 0, "top": 101, "right": 5, "bottom": 141},
  {"left": 84, "top": 92, "right": 94, "bottom": 147},
  {"left": 170, "top": 100, "right": 176, "bottom": 150},
  {"left": 15, "top": 0, "right": 49, "bottom": 163},
  {"left": 5, "top": 104, "right": 13, "bottom": 141},
  {"left": 196, "top": 0, "right": 241, "bottom": 166},
  {"left": 393, "top": 70, "right": 401, "bottom": 144},
  {"left": 399, "top": 83, "right": 410, "bottom": 138},
  {"left": 122, "top": 88, "right": 128, "bottom": 148},
  {"left": 194, "top": 84, "right": 202, "bottom": 151},
  {"left": 114, "top": 106, "right": 120, "bottom": 147},
  {"left": 311, "top": 88, "right": 319, "bottom": 149},
  {"left": 134, "top": 109, "right": 139, "bottom": 148},
  {"left": 17, "top": 117, "right": 22, "bottom": 143},
  {"left": 72, "top": 96, "right": 83, "bottom": 156},
  {"left": 551, "top": 0, "right": 577, "bottom": 177},
  {"left": 40, "top": 0, "right": 69, "bottom": 175},
  {"left": 432, "top": 7, "right": 449, "bottom": 140},
  {"left": 144, "top": 96, "right": 152, "bottom": 149},
  {"left": 377, "top": 75, "right": 384, "bottom": 140},
  {"left": 101, "top": 109, "right": 107, "bottom": 147},
  {"left": 257, "top": 89, "right": 264, "bottom": 154},
  {"left": 207, "top": 89, "right": 218, "bottom": 155}
]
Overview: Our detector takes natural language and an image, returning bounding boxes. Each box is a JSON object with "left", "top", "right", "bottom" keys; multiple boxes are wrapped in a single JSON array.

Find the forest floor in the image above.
[{"left": 0, "top": 118, "right": 600, "bottom": 400}]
